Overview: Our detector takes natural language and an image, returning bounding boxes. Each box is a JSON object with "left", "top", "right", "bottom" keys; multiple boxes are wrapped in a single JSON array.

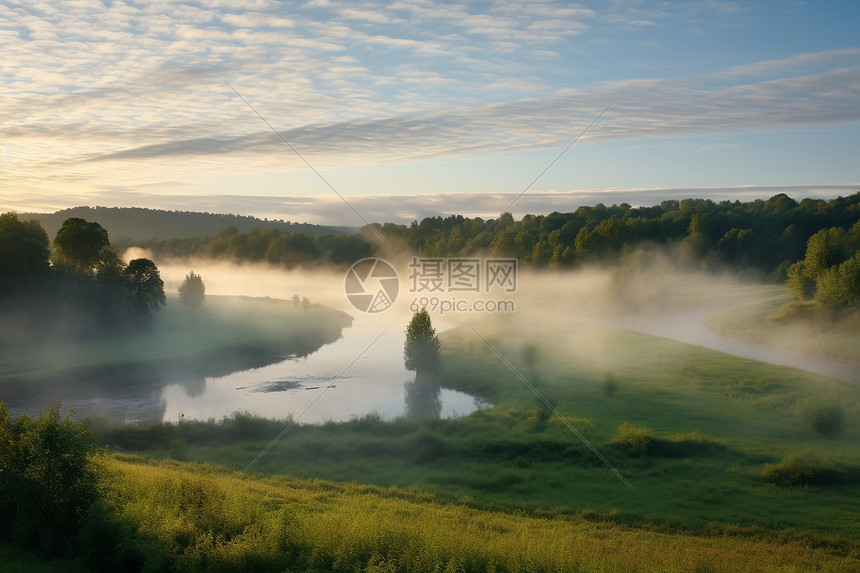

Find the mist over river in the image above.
[{"left": 5, "top": 264, "right": 856, "bottom": 424}]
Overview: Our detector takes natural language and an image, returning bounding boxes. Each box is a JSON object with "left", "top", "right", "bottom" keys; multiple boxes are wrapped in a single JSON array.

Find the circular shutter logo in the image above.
[{"left": 344, "top": 258, "right": 399, "bottom": 313}]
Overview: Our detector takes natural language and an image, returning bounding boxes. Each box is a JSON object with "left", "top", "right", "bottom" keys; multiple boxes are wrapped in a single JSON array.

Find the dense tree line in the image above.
[
  {"left": 0, "top": 213, "right": 166, "bottom": 338},
  {"left": 125, "top": 193, "right": 859, "bottom": 283},
  {"left": 125, "top": 225, "right": 375, "bottom": 267},
  {"left": 372, "top": 193, "right": 859, "bottom": 278}
]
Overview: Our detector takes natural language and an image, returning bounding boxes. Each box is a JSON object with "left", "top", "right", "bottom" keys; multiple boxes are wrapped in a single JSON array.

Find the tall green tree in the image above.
[
  {"left": 0, "top": 212, "right": 50, "bottom": 296},
  {"left": 804, "top": 227, "right": 848, "bottom": 278},
  {"left": 815, "top": 254, "right": 860, "bottom": 310},
  {"left": 53, "top": 218, "right": 110, "bottom": 273},
  {"left": 124, "top": 258, "right": 166, "bottom": 316},
  {"left": 404, "top": 308, "right": 441, "bottom": 374},
  {"left": 178, "top": 270, "right": 206, "bottom": 307},
  {"left": 787, "top": 261, "right": 816, "bottom": 300}
]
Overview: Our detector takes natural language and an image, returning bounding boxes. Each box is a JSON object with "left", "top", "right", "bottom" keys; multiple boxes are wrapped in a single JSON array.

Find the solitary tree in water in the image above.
[
  {"left": 178, "top": 271, "right": 205, "bottom": 307},
  {"left": 404, "top": 308, "right": 441, "bottom": 375}
]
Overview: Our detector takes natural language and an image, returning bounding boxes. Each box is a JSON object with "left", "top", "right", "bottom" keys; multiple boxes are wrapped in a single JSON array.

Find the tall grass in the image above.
[{"left": 87, "top": 455, "right": 859, "bottom": 573}]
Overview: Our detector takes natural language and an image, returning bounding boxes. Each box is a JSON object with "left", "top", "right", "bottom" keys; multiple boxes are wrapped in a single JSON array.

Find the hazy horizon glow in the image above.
[{"left": 2, "top": 0, "right": 859, "bottom": 224}]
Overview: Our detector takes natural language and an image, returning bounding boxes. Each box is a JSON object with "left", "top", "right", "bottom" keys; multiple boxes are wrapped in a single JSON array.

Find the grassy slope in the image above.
[
  {"left": 705, "top": 293, "right": 860, "bottom": 364},
  {"left": 102, "top": 315, "right": 860, "bottom": 543},
  {"left": 35, "top": 454, "right": 860, "bottom": 572}
]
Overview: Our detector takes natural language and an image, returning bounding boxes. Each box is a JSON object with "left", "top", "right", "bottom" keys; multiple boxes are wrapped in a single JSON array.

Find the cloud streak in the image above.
[{"left": 67, "top": 63, "right": 860, "bottom": 169}]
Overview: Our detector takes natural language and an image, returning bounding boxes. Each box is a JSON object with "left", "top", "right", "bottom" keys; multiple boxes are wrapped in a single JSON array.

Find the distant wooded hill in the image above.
[
  {"left": 18, "top": 206, "right": 354, "bottom": 240},
  {"left": 120, "top": 193, "right": 859, "bottom": 283}
]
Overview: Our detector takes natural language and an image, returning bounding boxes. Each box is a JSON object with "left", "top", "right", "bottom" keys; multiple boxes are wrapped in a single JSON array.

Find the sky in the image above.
[{"left": 1, "top": 0, "right": 859, "bottom": 225}]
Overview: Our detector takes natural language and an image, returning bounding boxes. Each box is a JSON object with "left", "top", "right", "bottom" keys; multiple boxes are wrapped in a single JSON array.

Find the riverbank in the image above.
[
  {"left": 705, "top": 294, "right": 860, "bottom": 367},
  {"left": 0, "top": 296, "right": 351, "bottom": 409}
]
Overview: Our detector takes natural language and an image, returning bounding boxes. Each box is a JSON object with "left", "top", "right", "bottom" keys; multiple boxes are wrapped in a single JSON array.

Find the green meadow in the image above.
[
  {"left": 94, "top": 312, "right": 860, "bottom": 549},
  {"left": 4, "top": 294, "right": 860, "bottom": 571},
  {"left": 7, "top": 452, "right": 860, "bottom": 573}
]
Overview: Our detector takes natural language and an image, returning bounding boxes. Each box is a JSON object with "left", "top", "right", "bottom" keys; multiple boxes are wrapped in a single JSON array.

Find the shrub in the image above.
[
  {"left": 762, "top": 454, "right": 842, "bottom": 487},
  {"left": 610, "top": 422, "right": 654, "bottom": 456},
  {"left": 667, "top": 431, "right": 725, "bottom": 453},
  {"left": 0, "top": 402, "right": 103, "bottom": 550},
  {"left": 723, "top": 376, "right": 778, "bottom": 399},
  {"left": 795, "top": 398, "right": 845, "bottom": 438}
]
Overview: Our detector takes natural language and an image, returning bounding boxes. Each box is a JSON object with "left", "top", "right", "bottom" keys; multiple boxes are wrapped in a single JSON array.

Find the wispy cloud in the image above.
[
  {"left": 2, "top": 0, "right": 857, "bottom": 206},
  {"left": 714, "top": 48, "right": 860, "bottom": 79},
  {"left": 57, "top": 62, "right": 860, "bottom": 169}
]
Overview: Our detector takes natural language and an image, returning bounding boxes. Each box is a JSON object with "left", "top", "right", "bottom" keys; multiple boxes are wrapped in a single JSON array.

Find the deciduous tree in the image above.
[
  {"left": 53, "top": 218, "right": 110, "bottom": 273},
  {"left": 0, "top": 212, "right": 50, "bottom": 296},
  {"left": 124, "top": 258, "right": 166, "bottom": 316},
  {"left": 178, "top": 270, "right": 205, "bottom": 307},
  {"left": 404, "top": 308, "right": 441, "bottom": 375}
]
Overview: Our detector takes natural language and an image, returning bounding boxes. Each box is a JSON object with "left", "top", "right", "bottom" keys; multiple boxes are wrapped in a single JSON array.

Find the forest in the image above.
[
  {"left": 120, "top": 194, "right": 856, "bottom": 271},
  {"left": 121, "top": 192, "right": 860, "bottom": 310}
]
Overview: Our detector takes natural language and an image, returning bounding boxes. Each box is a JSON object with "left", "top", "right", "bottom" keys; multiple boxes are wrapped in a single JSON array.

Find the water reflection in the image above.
[
  {"left": 404, "top": 374, "right": 442, "bottom": 420},
  {"left": 4, "top": 317, "right": 484, "bottom": 424},
  {"left": 158, "top": 318, "right": 482, "bottom": 424}
]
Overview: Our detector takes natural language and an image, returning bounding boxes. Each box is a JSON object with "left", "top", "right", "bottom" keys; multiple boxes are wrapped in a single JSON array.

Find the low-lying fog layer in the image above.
[
  {"left": 9, "top": 251, "right": 849, "bottom": 424},
  {"left": 149, "top": 250, "right": 857, "bottom": 382}
]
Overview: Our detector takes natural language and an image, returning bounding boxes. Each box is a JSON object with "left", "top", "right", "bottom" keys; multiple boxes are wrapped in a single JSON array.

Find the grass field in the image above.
[
  {"left": 6, "top": 453, "right": 859, "bottom": 573},
  {"left": 93, "top": 454, "right": 860, "bottom": 572}
]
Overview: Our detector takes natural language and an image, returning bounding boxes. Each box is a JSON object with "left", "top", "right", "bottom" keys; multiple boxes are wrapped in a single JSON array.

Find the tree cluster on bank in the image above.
[
  {"left": 0, "top": 213, "right": 167, "bottom": 337},
  {"left": 787, "top": 225, "right": 860, "bottom": 310}
]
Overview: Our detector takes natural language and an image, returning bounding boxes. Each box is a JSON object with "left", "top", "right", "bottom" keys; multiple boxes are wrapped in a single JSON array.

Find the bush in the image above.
[
  {"left": 724, "top": 376, "right": 778, "bottom": 399},
  {"left": 610, "top": 422, "right": 654, "bottom": 456},
  {"left": 795, "top": 398, "right": 845, "bottom": 438},
  {"left": 0, "top": 402, "right": 103, "bottom": 550},
  {"left": 762, "top": 454, "right": 842, "bottom": 487}
]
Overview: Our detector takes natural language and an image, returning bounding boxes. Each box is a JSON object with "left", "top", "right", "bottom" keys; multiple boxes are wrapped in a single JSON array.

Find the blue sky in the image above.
[{"left": 1, "top": 0, "right": 858, "bottom": 224}]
